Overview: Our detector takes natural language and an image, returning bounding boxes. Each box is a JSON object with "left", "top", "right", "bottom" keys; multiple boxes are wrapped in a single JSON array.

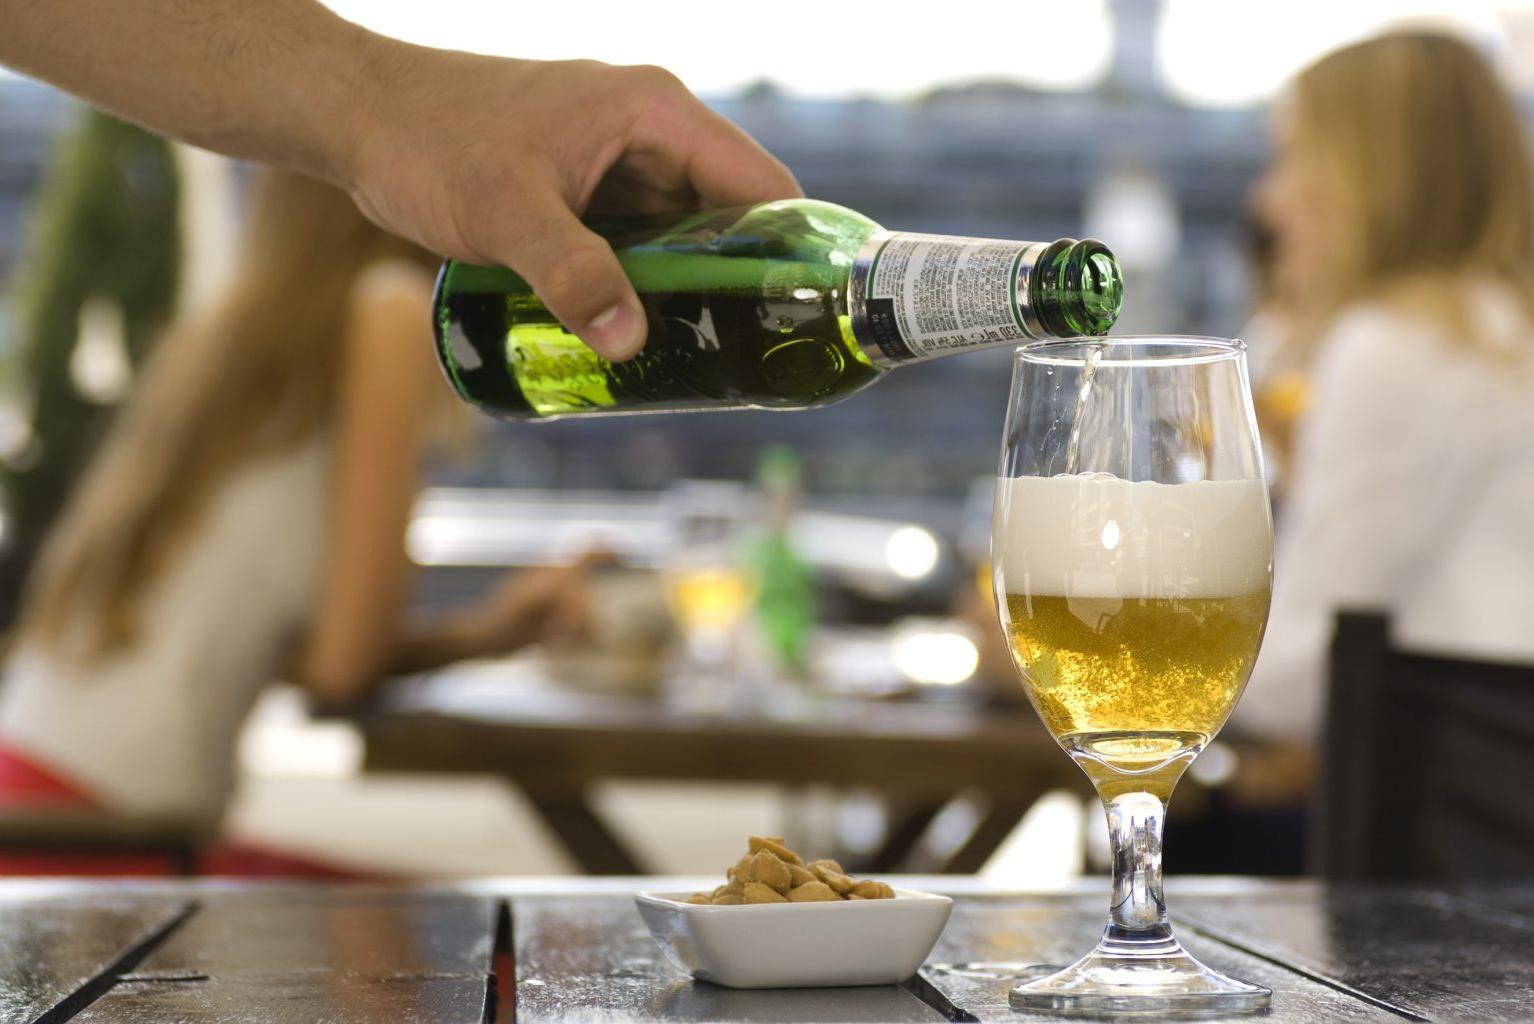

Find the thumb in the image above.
[{"left": 494, "top": 190, "right": 646, "bottom": 361}]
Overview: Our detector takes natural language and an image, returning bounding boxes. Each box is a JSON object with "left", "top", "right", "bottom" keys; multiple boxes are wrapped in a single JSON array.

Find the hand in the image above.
[
  {"left": 344, "top": 45, "right": 802, "bottom": 361},
  {"left": 466, "top": 553, "right": 612, "bottom": 655},
  {"left": 1228, "top": 742, "right": 1319, "bottom": 807}
]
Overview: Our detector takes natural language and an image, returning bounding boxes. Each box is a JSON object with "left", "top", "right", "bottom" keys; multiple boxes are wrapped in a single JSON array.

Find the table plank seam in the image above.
[
  {"left": 900, "top": 970, "right": 982, "bottom": 1023},
  {"left": 32, "top": 901, "right": 199, "bottom": 1024},
  {"left": 1174, "top": 915, "right": 1430, "bottom": 1022}
]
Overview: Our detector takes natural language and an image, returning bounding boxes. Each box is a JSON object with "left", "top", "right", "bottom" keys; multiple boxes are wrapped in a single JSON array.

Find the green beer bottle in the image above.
[{"left": 434, "top": 199, "right": 1122, "bottom": 420}]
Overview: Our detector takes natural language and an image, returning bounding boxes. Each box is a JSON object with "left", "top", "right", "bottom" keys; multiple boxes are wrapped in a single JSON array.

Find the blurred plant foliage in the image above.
[{"left": 0, "top": 109, "right": 180, "bottom": 626}]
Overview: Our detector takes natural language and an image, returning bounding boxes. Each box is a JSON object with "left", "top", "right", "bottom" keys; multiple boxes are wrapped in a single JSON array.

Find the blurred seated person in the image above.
[
  {"left": 0, "top": 171, "right": 591, "bottom": 850},
  {"left": 1237, "top": 31, "right": 1534, "bottom": 753}
]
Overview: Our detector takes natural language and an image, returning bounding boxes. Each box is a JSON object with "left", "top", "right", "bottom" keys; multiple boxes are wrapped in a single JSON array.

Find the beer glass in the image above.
[
  {"left": 993, "top": 337, "right": 1273, "bottom": 1014},
  {"left": 662, "top": 482, "right": 755, "bottom": 713}
]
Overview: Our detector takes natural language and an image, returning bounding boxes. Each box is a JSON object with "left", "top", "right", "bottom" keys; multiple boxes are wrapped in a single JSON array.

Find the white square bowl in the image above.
[{"left": 635, "top": 888, "right": 954, "bottom": 989}]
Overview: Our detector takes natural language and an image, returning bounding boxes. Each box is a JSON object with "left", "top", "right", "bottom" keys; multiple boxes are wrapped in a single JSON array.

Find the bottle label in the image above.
[{"left": 859, "top": 232, "right": 1033, "bottom": 362}]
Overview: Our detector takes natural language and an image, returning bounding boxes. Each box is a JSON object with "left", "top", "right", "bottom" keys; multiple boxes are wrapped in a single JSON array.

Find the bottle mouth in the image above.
[{"left": 1030, "top": 238, "right": 1124, "bottom": 337}]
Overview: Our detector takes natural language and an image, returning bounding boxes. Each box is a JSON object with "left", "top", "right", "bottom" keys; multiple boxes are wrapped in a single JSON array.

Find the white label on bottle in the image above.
[{"left": 864, "top": 233, "right": 1031, "bottom": 361}]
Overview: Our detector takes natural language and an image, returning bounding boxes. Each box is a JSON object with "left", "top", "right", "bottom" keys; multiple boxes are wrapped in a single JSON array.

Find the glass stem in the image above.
[{"left": 1098, "top": 790, "right": 1180, "bottom": 957}]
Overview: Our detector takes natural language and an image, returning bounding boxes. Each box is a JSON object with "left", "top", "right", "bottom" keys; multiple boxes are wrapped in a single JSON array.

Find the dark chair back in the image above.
[{"left": 1320, "top": 613, "right": 1534, "bottom": 881}]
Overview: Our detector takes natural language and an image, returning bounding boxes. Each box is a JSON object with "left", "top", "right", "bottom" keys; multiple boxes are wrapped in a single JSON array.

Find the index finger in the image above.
[{"left": 645, "top": 99, "right": 803, "bottom": 208}]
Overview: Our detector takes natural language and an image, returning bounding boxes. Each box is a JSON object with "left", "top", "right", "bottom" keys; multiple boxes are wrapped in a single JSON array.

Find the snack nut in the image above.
[{"left": 685, "top": 838, "right": 896, "bottom": 906}]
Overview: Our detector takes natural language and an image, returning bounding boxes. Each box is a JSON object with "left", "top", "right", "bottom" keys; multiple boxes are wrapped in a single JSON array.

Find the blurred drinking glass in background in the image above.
[
  {"left": 665, "top": 567, "right": 754, "bottom": 643},
  {"left": 661, "top": 481, "right": 756, "bottom": 714}
]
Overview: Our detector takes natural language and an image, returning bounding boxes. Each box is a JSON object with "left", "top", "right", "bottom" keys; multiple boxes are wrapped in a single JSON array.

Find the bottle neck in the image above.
[{"left": 847, "top": 231, "right": 1121, "bottom": 368}]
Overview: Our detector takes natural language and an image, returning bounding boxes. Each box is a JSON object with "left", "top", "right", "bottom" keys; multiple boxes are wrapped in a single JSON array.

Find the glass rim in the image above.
[{"left": 1014, "top": 335, "right": 1246, "bottom": 368}]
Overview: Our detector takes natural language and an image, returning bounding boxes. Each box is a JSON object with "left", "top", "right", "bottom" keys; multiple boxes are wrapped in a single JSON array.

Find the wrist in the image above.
[
  {"left": 304, "top": 18, "right": 398, "bottom": 190},
  {"left": 454, "top": 606, "right": 530, "bottom": 661},
  {"left": 210, "top": 2, "right": 391, "bottom": 185},
  {"left": 338, "top": 40, "right": 539, "bottom": 199}
]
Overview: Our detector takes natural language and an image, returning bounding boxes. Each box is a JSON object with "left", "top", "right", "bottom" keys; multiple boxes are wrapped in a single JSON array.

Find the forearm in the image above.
[
  {"left": 380, "top": 612, "right": 525, "bottom": 678},
  {"left": 2, "top": 3, "right": 800, "bottom": 355},
  {"left": 0, "top": 0, "right": 375, "bottom": 184},
  {"left": 299, "top": 610, "right": 524, "bottom": 711}
]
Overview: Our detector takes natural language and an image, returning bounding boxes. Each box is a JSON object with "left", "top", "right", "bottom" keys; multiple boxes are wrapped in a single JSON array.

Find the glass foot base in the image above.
[
  {"left": 926, "top": 961, "right": 1063, "bottom": 982},
  {"left": 1009, "top": 943, "right": 1270, "bottom": 1017}
]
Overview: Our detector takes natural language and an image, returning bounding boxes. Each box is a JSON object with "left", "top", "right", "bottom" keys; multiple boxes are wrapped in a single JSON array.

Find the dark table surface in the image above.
[{"left": 1, "top": 876, "right": 1531, "bottom": 1023}]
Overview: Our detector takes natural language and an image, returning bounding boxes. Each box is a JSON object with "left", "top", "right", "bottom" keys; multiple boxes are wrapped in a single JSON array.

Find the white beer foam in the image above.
[{"left": 994, "top": 474, "right": 1272, "bottom": 600}]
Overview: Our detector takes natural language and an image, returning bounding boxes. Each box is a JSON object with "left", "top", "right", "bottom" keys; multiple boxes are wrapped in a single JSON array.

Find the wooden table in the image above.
[
  {"left": 2, "top": 877, "right": 1531, "bottom": 1022},
  {"left": 357, "top": 667, "right": 1079, "bottom": 874}
]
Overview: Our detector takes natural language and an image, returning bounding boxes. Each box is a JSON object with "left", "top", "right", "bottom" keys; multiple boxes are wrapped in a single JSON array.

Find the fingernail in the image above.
[{"left": 585, "top": 303, "right": 643, "bottom": 360}]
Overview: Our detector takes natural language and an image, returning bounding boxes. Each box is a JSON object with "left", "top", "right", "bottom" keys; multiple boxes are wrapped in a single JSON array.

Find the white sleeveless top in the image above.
[
  {"left": 1236, "top": 289, "right": 1534, "bottom": 742},
  {"left": 0, "top": 434, "right": 331, "bottom": 820}
]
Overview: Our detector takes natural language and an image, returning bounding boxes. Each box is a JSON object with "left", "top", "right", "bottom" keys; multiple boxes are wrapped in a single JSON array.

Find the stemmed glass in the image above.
[{"left": 992, "top": 337, "right": 1274, "bottom": 1015}]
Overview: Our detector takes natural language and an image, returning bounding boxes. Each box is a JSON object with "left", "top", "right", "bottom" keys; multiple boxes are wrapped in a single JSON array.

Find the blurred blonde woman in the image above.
[
  {"left": 0, "top": 171, "right": 589, "bottom": 848},
  {"left": 1239, "top": 31, "right": 1534, "bottom": 742}
]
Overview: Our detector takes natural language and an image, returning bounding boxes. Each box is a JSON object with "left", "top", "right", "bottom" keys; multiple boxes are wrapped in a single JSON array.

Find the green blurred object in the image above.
[
  {"left": 0, "top": 109, "right": 181, "bottom": 626},
  {"left": 749, "top": 446, "right": 816, "bottom": 676}
]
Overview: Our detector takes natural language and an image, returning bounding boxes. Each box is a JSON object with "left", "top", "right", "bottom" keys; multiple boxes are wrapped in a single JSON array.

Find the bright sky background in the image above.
[{"left": 322, "top": 0, "right": 1534, "bottom": 107}]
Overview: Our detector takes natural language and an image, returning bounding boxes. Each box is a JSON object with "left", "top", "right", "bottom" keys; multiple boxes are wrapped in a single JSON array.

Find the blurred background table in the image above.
[
  {"left": 356, "top": 661, "right": 1079, "bottom": 876},
  {"left": 2, "top": 877, "right": 1530, "bottom": 1022}
]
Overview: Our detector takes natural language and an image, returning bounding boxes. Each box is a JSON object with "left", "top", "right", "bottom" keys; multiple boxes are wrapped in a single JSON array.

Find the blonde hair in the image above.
[
  {"left": 21, "top": 170, "right": 434, "bottom": 661},
  {"left": 1288, "top": 30, "right": 1534, "bottom": 346}
]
